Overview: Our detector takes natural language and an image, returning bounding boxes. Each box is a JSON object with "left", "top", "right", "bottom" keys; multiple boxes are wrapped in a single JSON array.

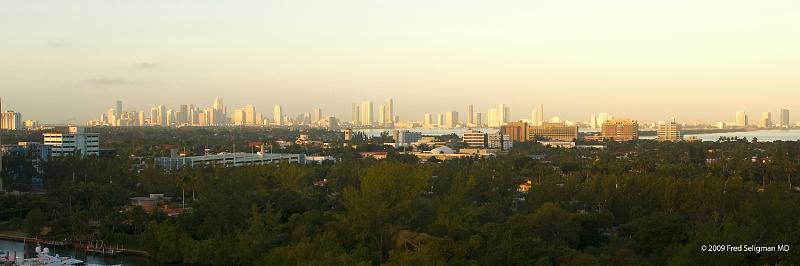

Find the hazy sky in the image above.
[{"left": 2, "top": 0, "right": 800, "bottom": 124}]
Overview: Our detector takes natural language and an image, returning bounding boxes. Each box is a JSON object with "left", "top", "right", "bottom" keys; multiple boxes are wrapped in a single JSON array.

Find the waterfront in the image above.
[
  {"left": 0, "top": 239, "right": 166, "bottom": 266},
  {"left": 357, "top": 128, "right": 800, "bottom": 142}
]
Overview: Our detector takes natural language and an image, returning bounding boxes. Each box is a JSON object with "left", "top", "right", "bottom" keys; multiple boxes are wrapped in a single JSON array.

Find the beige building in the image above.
[
  {"left": 657, "top": 122, "right": 683, "bottom": 141},
  {"left": 500, "top": 121, "right": 529, "bottom": 142},
  {"left": 528, "top": 122, "right": 578, "bottom": 141},
  {"left": 601, "top": 119, "right": 639, "bottom": 141}
]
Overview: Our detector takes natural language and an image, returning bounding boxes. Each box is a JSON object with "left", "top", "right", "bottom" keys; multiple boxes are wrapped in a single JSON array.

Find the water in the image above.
[
  {"left": 0, "top": 239, "right": 165, "bottom": 265},
  {"left": 686, "top": 129, "right": 800, "bottom": 142},
  {"left": 356, "top": 128, "right": 800, "bottom": 142}
]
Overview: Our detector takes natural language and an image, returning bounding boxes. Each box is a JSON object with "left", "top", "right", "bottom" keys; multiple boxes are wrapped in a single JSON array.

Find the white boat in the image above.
[{"left": 18, "top": 246, "right": 85, "bottom": 266}]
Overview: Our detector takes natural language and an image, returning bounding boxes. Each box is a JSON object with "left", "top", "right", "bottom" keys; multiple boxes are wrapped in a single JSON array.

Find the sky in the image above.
[{"left": 2, "top": 0, "right": 800, "bottom": 124}]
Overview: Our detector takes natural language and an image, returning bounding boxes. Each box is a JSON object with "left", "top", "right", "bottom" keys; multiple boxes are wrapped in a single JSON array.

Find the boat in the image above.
[{"left": 18, "top": 246, "right": 84, "bottom": 266}]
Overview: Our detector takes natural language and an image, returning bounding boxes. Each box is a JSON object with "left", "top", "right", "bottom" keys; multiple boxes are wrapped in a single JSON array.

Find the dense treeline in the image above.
[{"left": 3, "top": 131, "right": 800, "bottom": 264}]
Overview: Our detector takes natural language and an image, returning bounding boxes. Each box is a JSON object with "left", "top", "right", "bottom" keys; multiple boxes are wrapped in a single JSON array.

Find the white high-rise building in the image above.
[
  {"left": 313, "top": 108, "right": 322, "bottom": 123},
  {"left": 736, "top": 111, "right": 748, "bottom": 127},
  {"left": 158, "top": 105, "right": 167, "bottom": 126},
  {"left": 423, "top": 113, "right": 432, "bottom": 128},
  {"left": 488, "top": 109, "right": 501, "bottom": 127},
  {"left": 378, "top": 105, "right": 385, "bottom": 127},
  {"left": 532, "top": 104, "right": 543, "bottom": 126},
  {"left": 351, "top": 103, "right": 361, "bottom": 125},
  {"left": 361, "top": 101, "right": 373, "bottom": 127},
  {"left": 779, "top": 109, "right": 790, "bottom": 128},
  {"left": 384, "top": 98, "right": 394, "bottom": 124},
  {"left": 274, "top": 105, "right": 283, "bottom": 126},
  {"left": 466, "top": 104, "right": 474, "bottom": 125},
  {"left": 436, "top": 113, "right": 444, "bottom": 126},
  {"left": 445, "top": 111, "right": 459, "bottom": 128},
  {"left": 759, "top": 112, "right": 772, "bottom": 128}
]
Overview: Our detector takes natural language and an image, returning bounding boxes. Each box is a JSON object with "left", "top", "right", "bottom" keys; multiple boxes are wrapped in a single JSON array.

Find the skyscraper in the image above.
[
  {"left": 378, "top": 105, "right": 385, "bottom": 126},
  {"left": 780, "top": 109, "right": 790, "bottom": 128},
  {"left": 360, "top": 101, "right": 373, "bottom": 127},
  {"left": 423, "top": 113, "right": 432, "bottom": 128},
  {"left": 274, "top": 105, "right": 283, "bottom": 126},
  {"left": 532, "top": 104, "right": 543, "bottom": 126},
  {"left": 474, "top": 112, "right": 482, "bottom": 127},
  {"left": 166, "top": 109, "right": 175, "bottom": 126},
  {"left": 736, "top": 111, "right": 748, "bottom": 127},
  {"left": 759, "top": 112, "right": 772, "bottom": 128},
  {"left": 158, "top": 105, "right": 167, "bottom": 126},
  {"left": 445, "top": 111, "right": 459, "bottom": 128},
  {"left": 436, "top": 113, "right": 444, "bottom": 126},
  {"left": 384, "top": 98, "right": 394, "bottom": 124},
  {"left": 313, "top": 108, "right": 322, "bottom": 122},
  {"left": 467, "top": 104, "right": 474, "bottom": 125},
  {"left": 499, "top": 104, "right": 510, "bottom": 124},
  {"left": 150, "top": 107, "right": 160, "bottom": 126},
  {"left": 244, "top": 105, "right": 256, "bottom": 125},
  {"left": 351, "top": 103, "right": 361, "bottom": 126},
  {"left": 138, "top": 111, "right": 145, "bottom": 126},
  {"left": 178, "top": 104, "right": 189, "bottom": 124},
  {"left": 488, "top": 109, "right": 500, "bottom": 127},
  {"left": 115, "top": 100, "right": 123, "bottom": 119}
]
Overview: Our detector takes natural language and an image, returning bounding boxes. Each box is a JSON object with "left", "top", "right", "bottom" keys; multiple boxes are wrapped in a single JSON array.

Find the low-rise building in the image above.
[
  {"left": 156, "top": 151, "right": 304, "bottom": 171},
  {"left": 529, "top": 122, "right": 578, "bottom": 141},
  {"left": 601, "top": 119, "right": 639, "bottom": 141},
  {"left": 488, "top": 133, "right": 513, "bottom": 150},
  {"left": 463, "top": 130, "right": 488, "bottom": 148},
  {"left": 657, "top": 122, "right": 683, "bottom": 141}
]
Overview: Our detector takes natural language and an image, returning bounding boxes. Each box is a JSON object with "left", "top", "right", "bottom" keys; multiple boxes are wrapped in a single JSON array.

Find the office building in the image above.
[
  {"left": 736, "top": 111, "right": 748, "bottom": 127},
  {"left": 445, "top": 111, "right": 459, "bottom": 128},
  {"left": 361, "top": 101, "right": 373, "bottom": 126},
  {"left": 351, "top": 103, "right": 361, "bottom": 125},
  {"left": 115, "top": 100, "right": 123, "bottom": 119},
  {"left": 423, "top": 113, "right": 432, "bottom": 128},
  {"left": 274, "top": 105, "right": 283, "bottom": 126},
  {"left": 384, "top": 99, "right": 394, "bottom": 125},
  {"left": 529, "top": 122, "right": 578, "bottom": 141},
  {"left": 759, "top": 112, "right": 772, "bottom": 128},
  {"left": 488, "top": 133, "right": 513, "bottom": 150},
  {"left": 500, "top": 121, "right": 529, "bottom": 142},
  {"left": 601, "top": 119, "right": 639, "bottom": 141},
  {"left": 780, "top": 109, "right": 790, "bottom": 128},
  {"left": 313, "top": 108, "right": 322, "bottom": 122},
  {"left": 378, "top": 105, "right": 386, "bottom": 126},
  {"left": 474, "top": 112, "right": 482, "bottom": 128},
  {"left": 532, "top": 104, "right": 544, "bottom": 126},
  {"left": 1, "top": 111, "right": 22, "bottom": 130},
  {"left": 657, "top": 121, "right": 683, "bottom": 141},
  {"left": 43, "top": 126, "right": 100, "bottom": 157},
  {"left": 466, "top": 104, "right": 474, "bottom": 125},
  {"left": 463, "top": 130, "right": 488, "bottom": 148},
  {"left": 394, "top": 130, "right": 422, "bottom": 147}
]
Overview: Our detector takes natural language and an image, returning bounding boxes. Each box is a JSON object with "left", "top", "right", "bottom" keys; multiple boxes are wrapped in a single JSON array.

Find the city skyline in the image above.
[{"left": 3, "top": 1, "right": 800, "bottom": 123}]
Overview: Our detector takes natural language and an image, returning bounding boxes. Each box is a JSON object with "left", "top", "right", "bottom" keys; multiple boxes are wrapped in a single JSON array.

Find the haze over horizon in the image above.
[{"left": 2, "top": 1, "right": 799, "bottom": 124}]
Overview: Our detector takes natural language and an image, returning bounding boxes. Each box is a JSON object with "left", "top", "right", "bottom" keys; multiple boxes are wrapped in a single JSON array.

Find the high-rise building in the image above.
[
  {"left": 466, "top": 104, "right": 474, "bottom": 125},
  {"left": 361, "top": 101, "right": 373, "bottom": 127},
  {"left": 779, "top": 109, "right": 790, "bottom": 128},
  {"left": 529, "top": 122, "right": 578, "bottom": 141},
  {"left": 474, "top": 112, "right": 482, "bottom": 128},
  {"left": 138, "top": 111, "right": 145, "bottom": 126},
  {"left": 436, "top": 113, "right": 444, "bottom": 126},
  {"left": 313, "top": 108, "right": 322, "bottom": 122},
  {"left": 532, "top": 104, "right": 544, "bottom": 126},
  {"left": 759, "top": 112, "right": 772, "bottom": 128},
  {"left": 384, "top": 99, "right": 394, "bottom": 124},
  {"left": 378, "top": 105, "right": 385, "bottom": 126},
  {"left": 1, "top": 111, "right": 22, "bottom": 130},
  {"left": 500, "top": 121, "right": 529, "bottom": 142},
  {"left": 596, "top": 113, "right": 611, "bottom": 127},
  {"left": 736, "top": 111, "right": 748, "bottom": 127},
  {"left": 444, "top": 111, "right": 459, "bottom": 128},
  {"left": 115, "top": 100, "right": 123, "bottom": 118},
  {"left": 149, "top": 107, "right": 160, "bottom": 126},
  {"left": 488, "top": 109, "right": 501, "bottom": 127},
  {"left": 351, "top": 103, "right": 361, "bottom": 125},
  {"left": 213, "top": 97, "right": 225, "bottom": 114},
  {"left": 657, "top": 121, "right": 683, "bottom": 141},
  {"left": 44, "top": 126, "right": 100, "bottom": 157},
  {"left": 233, "top": 109, "right": 245, "bottom": 125},
  {"left": 423, "top": 113, "right": 432, "bottom": 128},
  {"left": 499, "top": 104, "right": 510, "bottom": 124},
  {"left": 601, "top": 119, "right": 639, "bottom": 141},
  {"left": 166, "top": 109, "right": 175, "bottom": 126},
  {"left": 178, "top": 104, "right": 189, "bottom": 124},
  {"left": 274, "top": 105, "right": 283, "bottom": 126},
  {"left": 243, "top": 105, "right": 256, "bottom": 125},
  {"left": 158, "top": 105, "right": 167, "bottom": 126}
]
